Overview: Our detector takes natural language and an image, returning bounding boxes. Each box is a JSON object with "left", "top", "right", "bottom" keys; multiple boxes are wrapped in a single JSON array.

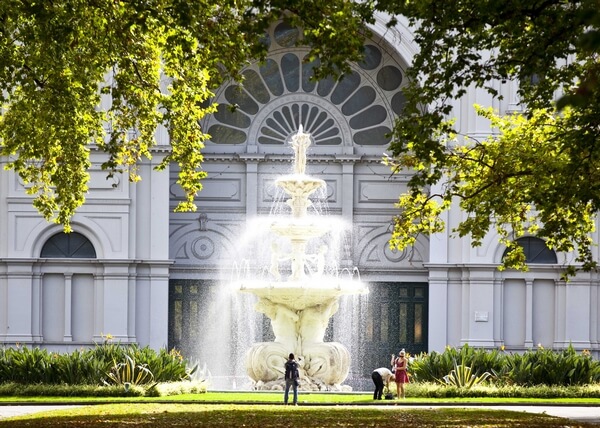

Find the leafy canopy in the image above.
[
  {"left": 0, "top": 0, "right": 372, "bottom": 230},
  {"left": 381, "top": 0, "right": 600, "bottom": 273},
  {"left": 3, "top": 0, "right": 598, "bottom": 275}
]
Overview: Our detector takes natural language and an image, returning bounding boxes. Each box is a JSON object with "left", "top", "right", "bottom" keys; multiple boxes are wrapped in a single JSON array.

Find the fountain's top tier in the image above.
[
  {"left": 275, "top": 175, "right": 324, "bottom": 195},
  {"left": 290, "top": 125, "right": 311, "bottom": 176},
  {"left": 275, "top": 126, "right": 326, "bottom": 218},
  {"left": 275, "top": 174, "right": 325, "bottom": 218}
]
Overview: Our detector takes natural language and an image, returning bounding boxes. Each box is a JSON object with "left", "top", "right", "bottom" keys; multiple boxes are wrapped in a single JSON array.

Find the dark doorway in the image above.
[
  {"left": 168, "top": 279, "right": 211, "bottom": 358},
  {"left": 168, "top": 279, "right": 428, "bottom": 390},
  {"left": 357, "top": 282, "right": 428, "bottom": 379}
]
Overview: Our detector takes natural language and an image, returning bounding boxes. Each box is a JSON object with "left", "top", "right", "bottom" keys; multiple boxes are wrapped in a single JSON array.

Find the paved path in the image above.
[
  {"left": 426, "top": 405, "right": 600, "bottom": 425},
  {"left": 0, "top": 405, "right": 81, "bottom": 419},
  {"left": 0, "top": 404, "right": 599, "bottom": 425}
]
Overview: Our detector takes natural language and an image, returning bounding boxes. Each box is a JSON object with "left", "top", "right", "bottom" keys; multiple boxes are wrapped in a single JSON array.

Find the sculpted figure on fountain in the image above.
[
  {"left": 290, "top": 124, "right": 311, "bottom": 175},
  {"left": 247, "top": 295, "right": 351, "bottom": 389},
  {"left": 298, "top": 300, "right": 350, "bottom": 386},
  {"left": 306, "top": 245, "right": 328, "bottom": 276},
  {"left": 269, "top": 242, "right": 283, "bottom": 281},
  {"left": 298, "top": 299, "right": 339, "bottom": 344},
  {"left": 254, "top": 297, "right": 300, "bottom": 351},
  {"left": 270, "top": 241, "right": 329, "bottom": 283}
]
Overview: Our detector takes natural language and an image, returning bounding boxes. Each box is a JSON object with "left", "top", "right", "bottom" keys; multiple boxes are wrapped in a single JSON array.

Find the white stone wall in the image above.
[
  {"left": 1, "top": 14, "right": 599, "bottom": 361},
  {"left": 427, "top": 196, "right": 600, "bottom": 355},
  {"left": 0, "top": 147, "right": 171, "bottom": 351}
]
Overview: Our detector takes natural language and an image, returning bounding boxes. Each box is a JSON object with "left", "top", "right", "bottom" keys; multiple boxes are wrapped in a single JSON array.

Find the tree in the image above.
[
  {"left": 379, "top": 0, "right": 600, "bottom": 274},
  {"left": 0, "top": 0, "right": 372, "bottom": 229},
  {"left": 4, "top": 1, "right": 596, "bottom": 275}
]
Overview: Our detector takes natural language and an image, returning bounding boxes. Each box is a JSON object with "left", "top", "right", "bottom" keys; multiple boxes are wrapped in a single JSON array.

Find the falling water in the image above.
[{"left": 190, "top": 127, "right": 369, "bottom": 390}]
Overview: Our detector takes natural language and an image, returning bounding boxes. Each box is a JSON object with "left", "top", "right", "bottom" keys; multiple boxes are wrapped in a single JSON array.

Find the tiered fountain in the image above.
[{"left": 239, "top": 126, "right": 368, "bottom": 391}]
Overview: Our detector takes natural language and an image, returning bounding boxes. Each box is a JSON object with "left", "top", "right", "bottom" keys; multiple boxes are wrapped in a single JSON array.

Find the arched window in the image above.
[
  {"left": 202, "top": 21, "right": 407, "bottom": 151},
  {"left": 502, "top": 237, "right": 557, "bottom": 264},
  {"left": 40, "top": 232, "right": 97, "bottom": 258}
]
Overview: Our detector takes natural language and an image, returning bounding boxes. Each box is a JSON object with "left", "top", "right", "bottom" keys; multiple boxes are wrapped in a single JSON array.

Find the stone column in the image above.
[
  {"left": 5, "top": 262, "right": 34, "bottom": 342},
  {"left": 245, "top": 160, "right": 259, "bottom": 218},
  {"left": 341, "top": 160, "right": 354, "bottom": 266},
  {"left": 100, "top": 263, "right": 130, "bottom": 342},
  {"left": 63, "top": 273, "right": 73, "bottom": 341},
  {"left": 524, "top": 279, "right": 533, "bottom": 348},
  {"left": 463, "top": 268, "right": 496, "bottom": 348},
  {"left": 147, "top": 263, "right": 171, "bottom": 350},
  {"left": 0, "top": 264, "right": 6, "bottom": 341},
  {"left": 427, "top": 266, "right": 450, "bottom": 351}
]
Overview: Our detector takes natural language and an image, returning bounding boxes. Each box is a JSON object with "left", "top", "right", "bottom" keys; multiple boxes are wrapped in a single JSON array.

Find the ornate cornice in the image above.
[
  {"left": 203, "top": 152, "right": 386, "bottom": 165},
  {"left": 89, "top": 144, "right": 172, "bottom": 154}
]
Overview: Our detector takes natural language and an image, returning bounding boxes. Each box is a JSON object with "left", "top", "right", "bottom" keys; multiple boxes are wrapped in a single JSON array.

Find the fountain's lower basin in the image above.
[{"left": 241, "top": 281, "right": 368, "bottom": 390}]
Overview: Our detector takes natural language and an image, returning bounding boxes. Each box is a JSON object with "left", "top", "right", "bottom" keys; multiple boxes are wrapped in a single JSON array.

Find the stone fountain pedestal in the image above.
[{"left": 241, "top": 283, "right": 365, "bottom": 390}]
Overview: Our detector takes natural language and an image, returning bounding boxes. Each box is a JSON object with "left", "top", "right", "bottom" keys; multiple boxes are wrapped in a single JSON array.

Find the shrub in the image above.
[
  {"left": 0, "top": 347, "right": 55, "bottom": 383},
  {"left": 104, "top": 354, "right": 156, "bottom": 387},
  {"left": 410, "top": 345, "right": 502, "bottom": 383},
  {"left": 0, "top": 342, "right": 195, "bottom": 387},
  {"left": 441, "top": 362, "right": 492, "bottom": 389},
  {"left": 146, "top": 348, "right": 197, "bottom": 382},
  {"left": 499, "top": 345, "right": 600, "bottom": 386},
  {"left": 409, "top": 344, "right": 600, "bottom": 387},
  {"left": 0, "top": 382, "right": 144, "bottom": 397},
  {"left": 153, "top": 380, "right": 208, "bottom": 396},
  {"left": 0, "top": 381, "right": 209, "bottom": 397},
  {"left": 406, "top": 382, "right": 600, "bottom": 399}
]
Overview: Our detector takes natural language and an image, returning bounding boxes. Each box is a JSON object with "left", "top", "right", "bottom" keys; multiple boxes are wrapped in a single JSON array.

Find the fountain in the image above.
[{"left": 238, "top": 126, "right": 369, "bottom": 391}]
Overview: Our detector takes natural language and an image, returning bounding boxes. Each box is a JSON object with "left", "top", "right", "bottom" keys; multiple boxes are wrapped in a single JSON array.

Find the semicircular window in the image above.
[
  {"left": 206, "top": 24, "right": 406, "bottom": 148},
  {"left": 41, "top": 232, "right": 97, "bottom": 258},
  {"left": 502, "top": 237, "right": 557, "bottom": 264}
]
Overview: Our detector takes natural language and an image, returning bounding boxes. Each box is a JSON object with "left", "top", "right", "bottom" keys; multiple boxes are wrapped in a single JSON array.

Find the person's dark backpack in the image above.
[{"left": 285, "top": 360, "right": 299, "bottom": 381}]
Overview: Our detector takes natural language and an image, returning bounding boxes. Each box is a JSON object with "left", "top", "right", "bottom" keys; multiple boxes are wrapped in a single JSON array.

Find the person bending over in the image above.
[{"left": 371, "top": 366, "right": 394, "bottom": 400}]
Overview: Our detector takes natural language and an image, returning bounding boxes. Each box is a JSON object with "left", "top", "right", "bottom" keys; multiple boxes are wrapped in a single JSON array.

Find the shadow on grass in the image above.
[{"left": 0, "top": 404, "right": 597, "bottom": 427}]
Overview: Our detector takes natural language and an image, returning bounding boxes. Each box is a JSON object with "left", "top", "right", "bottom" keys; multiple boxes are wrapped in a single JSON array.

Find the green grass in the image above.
[
  {"left": 1, "top": 391, "right": 600, "bottom": 405},
  {"left": 0, "top": 403, "right": 598, "bottom": 427},
  {"left": 2, "top": 392, "right": 599, "bottom": 427}
]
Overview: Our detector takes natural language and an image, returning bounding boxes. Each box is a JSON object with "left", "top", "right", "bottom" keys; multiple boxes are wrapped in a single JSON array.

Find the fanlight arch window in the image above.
[
  {"left": 40, "top": 232, "right": 97, "bottom": 258},
  {"left": 502, "top": 237, "right": 557, "bottom": 264},
  {"left": 203, "top": 21, "right": 407, "bottom": 149}
]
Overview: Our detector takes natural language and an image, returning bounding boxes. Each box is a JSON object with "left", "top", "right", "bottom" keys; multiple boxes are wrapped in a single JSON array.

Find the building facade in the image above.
[{"left": 1, "top": 15, "right": 599, "bottom": 389}]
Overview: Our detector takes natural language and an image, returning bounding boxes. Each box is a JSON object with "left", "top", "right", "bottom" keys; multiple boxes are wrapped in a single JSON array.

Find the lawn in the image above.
[
  {"left": 1, "top": 391, "right": 600, "bottom": 405},
  {"left": 1, "top": 392, "right": 600, "bottom": 428},
  {"left": 1, "top": 403, "right": 599, "bottom": 428}
]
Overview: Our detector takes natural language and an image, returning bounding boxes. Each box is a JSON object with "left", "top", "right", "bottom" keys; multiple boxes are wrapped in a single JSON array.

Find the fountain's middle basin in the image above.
[
  {"left": 270, "top": 221, "right": 330, "bottom": 239},
  {"left": 239, "top": 280, "right": 368, "bottom": 311}
]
